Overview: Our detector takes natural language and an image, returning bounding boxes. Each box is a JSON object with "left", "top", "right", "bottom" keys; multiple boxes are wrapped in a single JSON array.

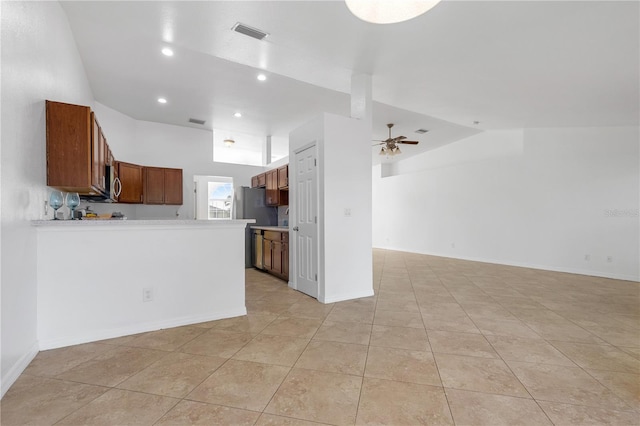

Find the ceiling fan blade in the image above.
[
  {"left": 372, "top": 142, "right": 386, "bottom": 146},
  {"left": 398, "top": 141, "right": 419, "bottom": 145}
]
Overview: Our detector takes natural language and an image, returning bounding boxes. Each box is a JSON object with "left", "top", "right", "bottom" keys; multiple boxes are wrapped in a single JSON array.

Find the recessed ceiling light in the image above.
[
  {"left": 157, "top": 98, "right": 167, "bottom": 104},
  {"left": 257, "top": 74, "right": 267, "bottom": 81},
  {"left": 234, "top": 112, "right": 242, "bottom": 118},
  {"left": 161, "top": 47, "right": 174, "bottom": 57}
]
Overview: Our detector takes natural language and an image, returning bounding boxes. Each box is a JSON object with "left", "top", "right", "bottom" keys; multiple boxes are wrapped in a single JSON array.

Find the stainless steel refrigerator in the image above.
[{"left": 238, "top": 187, "right": 277, "bottom": 267}]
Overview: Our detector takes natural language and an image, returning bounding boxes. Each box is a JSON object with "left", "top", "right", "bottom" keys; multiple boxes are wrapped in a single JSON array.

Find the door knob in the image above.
[{"left": 293, "top": 226, "right": 299, "bottom": 231}]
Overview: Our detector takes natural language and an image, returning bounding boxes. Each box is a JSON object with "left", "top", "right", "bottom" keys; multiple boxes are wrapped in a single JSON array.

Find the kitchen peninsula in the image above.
[{"left": 33, "top": 219, "right": 253, "bottom": 349}]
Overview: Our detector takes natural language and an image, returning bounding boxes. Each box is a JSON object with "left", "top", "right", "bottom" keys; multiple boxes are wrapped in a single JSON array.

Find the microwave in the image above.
[{"left": 80, "top": 165, "right": 121, "bottom": 202}]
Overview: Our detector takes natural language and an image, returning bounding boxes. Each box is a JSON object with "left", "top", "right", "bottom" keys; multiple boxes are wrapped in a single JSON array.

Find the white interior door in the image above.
[{"left": 294, "top": 145, "right": 318, "bottom": 298}]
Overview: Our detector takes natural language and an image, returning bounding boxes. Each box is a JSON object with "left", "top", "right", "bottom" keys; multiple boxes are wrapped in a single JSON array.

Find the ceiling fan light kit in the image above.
[
  {"left": 345, "top": 0, "right": 442, "bottom": 24},
  {"left": 374, "top": 123, "right": 420, "bottom": 157}
]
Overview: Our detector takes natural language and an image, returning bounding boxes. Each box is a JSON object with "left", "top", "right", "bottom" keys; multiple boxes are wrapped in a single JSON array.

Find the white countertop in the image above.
[
  {"left": 33, "top": 219, "right": 255, "bottom": 227},
  {"left": 250, "top": 225, "right": 289, "bottom": 232}
]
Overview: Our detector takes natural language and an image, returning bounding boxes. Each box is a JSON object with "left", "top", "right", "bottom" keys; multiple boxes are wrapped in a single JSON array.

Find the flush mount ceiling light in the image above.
[
  {"left": 233, "top": 112, "right": 242, "bottom": 118},
  {"left": 224, "top": 139, "right": 235, "bottom": 147},
  {"left": 157, "top": 97, "right": 167, "bottom": 104},
  {"left": 345, "top": 0, "right": 442, "bottom": 24},
  {"left": 161, "top": 47, "right": 174, "bottom": 57},
  {"left": 257, "top": 74, "right": 267, "bottom": 81}
]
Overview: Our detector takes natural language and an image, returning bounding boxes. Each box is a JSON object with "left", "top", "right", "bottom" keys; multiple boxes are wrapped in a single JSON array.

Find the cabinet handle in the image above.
[{"left": 114, "top": 177, "right": 122, "bottom": 197}]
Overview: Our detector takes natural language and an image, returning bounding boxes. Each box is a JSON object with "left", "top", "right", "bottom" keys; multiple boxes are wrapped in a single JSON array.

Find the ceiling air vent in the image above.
[
  {"left": 232, "top": 22, "right": 269, "bottom": 40},
  {"left": 415, "top": 128, "right": 429, "bottom": 134},
  {"left": 189, "top": 118, "right": 206, "bottom": 125}
]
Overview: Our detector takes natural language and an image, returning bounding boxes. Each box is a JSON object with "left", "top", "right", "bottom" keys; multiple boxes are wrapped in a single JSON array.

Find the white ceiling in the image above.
[{"left": 60, "top": 1, "right": 639, "bottom": 164}]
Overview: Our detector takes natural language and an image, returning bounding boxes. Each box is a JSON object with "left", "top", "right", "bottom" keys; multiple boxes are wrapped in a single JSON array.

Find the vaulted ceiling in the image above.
[{"left": 60, "top": 1, "right": 639, "bottom": 163}]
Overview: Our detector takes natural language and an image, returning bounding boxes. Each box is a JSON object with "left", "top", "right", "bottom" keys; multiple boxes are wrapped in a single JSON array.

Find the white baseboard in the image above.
[
  {"left": 38, "top": 307, "right": 247, "bottom": 350},
  {"left": 1, "top": 341, "right": 39, "bottom": 398},
  {"left": 372, "top": 245, "right": 640, "bottom": 283},
  {"left": 322, "top": 289, "right": 375, "bottom": 304}
]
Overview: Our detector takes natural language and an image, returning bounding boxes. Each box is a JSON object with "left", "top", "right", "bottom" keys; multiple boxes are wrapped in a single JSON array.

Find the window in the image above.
[
  {"left": 194, "top": 176, "right": 234, "bottom": 220},
  {"left": 208, "top": 180, "right": 233, "bottom": 219}
]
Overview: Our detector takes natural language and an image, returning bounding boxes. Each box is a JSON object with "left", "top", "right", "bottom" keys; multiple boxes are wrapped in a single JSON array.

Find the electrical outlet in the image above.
[
  {"left": 607, "top": 256, "right": 613, "bottom": 263},
  {"left": 344, "top": 208, "right": 351, "bottom": 217},
  {"left": 451, "top": 242, "right": 456, "bottom": 249},
  {"left": 584, "top": 254, "right": 590, "bottom": 261},
  {"left": 143, "top": 287, "right": 153, "bottom": 302}
]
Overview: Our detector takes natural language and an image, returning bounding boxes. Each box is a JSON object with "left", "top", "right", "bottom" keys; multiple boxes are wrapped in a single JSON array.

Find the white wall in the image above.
[
  {"left": 322, "top": 114, "right": 373, "bottom": 302},
  {"left": 1, "top": 1, "right": 96, "bottom": 396},
  {"left": 290, "top": 113, "right": 374, "bottom": 303},
  {"left": 36, "top": 222, "right": 247, "bottom": 349},
  {"left": 373, "top": 127, "right": 640, "bottom": 281}
]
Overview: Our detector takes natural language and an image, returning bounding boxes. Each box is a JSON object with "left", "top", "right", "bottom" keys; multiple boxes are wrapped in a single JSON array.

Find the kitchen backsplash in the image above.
[{"left": 277, "top": 205, "right": 289, "bottom": 226}]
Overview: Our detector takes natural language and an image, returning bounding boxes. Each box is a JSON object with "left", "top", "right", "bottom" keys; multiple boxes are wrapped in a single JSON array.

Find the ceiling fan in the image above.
[{"left": 373, "top": 123, "right": 421, "bottom": 156}]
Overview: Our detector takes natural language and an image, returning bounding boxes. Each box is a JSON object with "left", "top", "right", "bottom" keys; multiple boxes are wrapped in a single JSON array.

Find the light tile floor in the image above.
[{"left": 2, "top": 249, "right": 639, "bottom": 425}]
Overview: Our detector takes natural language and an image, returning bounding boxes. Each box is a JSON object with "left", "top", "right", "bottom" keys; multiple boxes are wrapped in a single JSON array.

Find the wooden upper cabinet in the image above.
[
  {"left": 47, "top": 100, "right": 112, "bottom": 195},
  {"left": 163, "top": 168, "right": 183, "bottom": 205},
  {"left": 47, "top": 101, "right": 97, "bottom": 194},
  {"left": 265, "top": 169, "right": 278, "bottom": 206},
  {"left": 116, "top": 161, "right": 143, "bottom": 204},
  {"left": 143, "top": 166, "right": 183, "bottom": 205},
  {"left": 264, "top": 165, "right": 289, "bottom": 206},
  {"left": 278, "top": 165, "right": 288, "bottom": 189},
  {"left": 251, "top": 173, "right": 265, "bottom": 188},
  {"left": 144, "top": 167, "right": 165, "bottom": 204}
]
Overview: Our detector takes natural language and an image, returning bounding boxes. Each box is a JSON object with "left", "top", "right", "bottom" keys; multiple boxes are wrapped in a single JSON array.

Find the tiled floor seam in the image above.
[{"left": 401, "top": 254, "right": 458, "bottom": 426}]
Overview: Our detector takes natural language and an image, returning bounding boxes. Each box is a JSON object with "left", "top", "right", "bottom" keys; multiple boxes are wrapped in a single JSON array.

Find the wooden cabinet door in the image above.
[
  {"left": 251, "top": 175, "right": 259, "bottom": 188},
  {"left": 272, "top": 239, "right": 283, "bottom": 275},
  {"left": 117, "top": 162, "right": 143, "bottom": 203},
  {"left": 91, "top": 113, "right": 102, "bottom": 191},
  {"left": 98, "top": 130, "right": 106, "bottom": 191},
  {"left": 266, "top": 169, "right": 278, "bottom": 206},
  {"left": 92, "top": 114, "right": 107, "bottom": 192},
  {"left": 163, "top": 168, "right": 183, "bottom": 205},
  {"left": 257, "top": 173, "right": 266, "bottom": 187},
  {"left": 263, "top": 239, "right": 273, "bottom": 271},
  {"left": 144, "top": 167, "right": 165, "bottom": 204},
  {"left": 46, "top": 101, "right": 93, "bottom": 190},
  {"left": 278, "top": 165, "right": 288, "bottom": 189},
  {"left": 282, "top": 242, "right": 289, "bottom": 280}
]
